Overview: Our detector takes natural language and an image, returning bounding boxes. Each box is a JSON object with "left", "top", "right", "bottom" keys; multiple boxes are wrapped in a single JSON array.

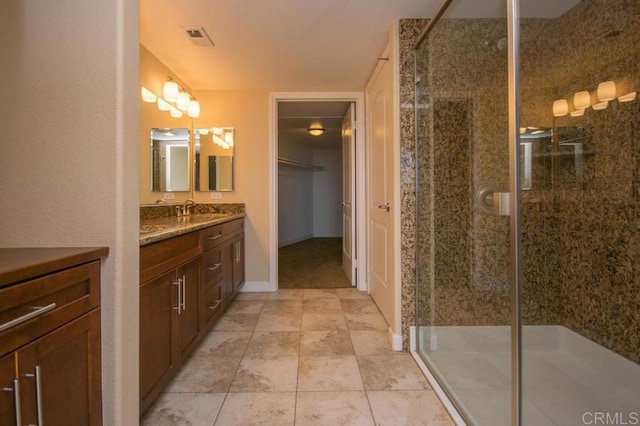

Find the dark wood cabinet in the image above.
[
  {"left": 176, "top": 258, "right": 201, "bottom": 359},
  {"left": 139, "top": 270, "right": 176, "bottom": 408},
  {"left": 139, "top": 217, "right": 244, "bottom": 414},
  {"left": 0, "top": 247, "right": 107, "bottom": 426}
]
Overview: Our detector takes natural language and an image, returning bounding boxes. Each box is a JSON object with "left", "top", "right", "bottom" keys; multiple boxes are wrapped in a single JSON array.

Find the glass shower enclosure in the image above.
[{"left": 414, "top": 0, "right": 640, "bottom": 425}]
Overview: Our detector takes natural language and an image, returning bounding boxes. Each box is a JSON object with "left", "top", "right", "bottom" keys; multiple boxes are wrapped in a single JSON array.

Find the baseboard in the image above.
[
  {"left": 388, "top": 327, "right": 403, "bottom": 351},
  {"left": 238, "top": 281, "right": 275, "bottom": 292},
  {"left": 278, "top": 234, "right": 314, "bottom": 248}
]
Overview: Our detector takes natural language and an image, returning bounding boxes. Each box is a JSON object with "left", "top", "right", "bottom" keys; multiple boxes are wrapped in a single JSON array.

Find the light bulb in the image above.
[
  {"left": 573, "top": 91, "right": 591, "bottom": 109},
  {"left": 187, "top": 100, "right": 200, "bottom": 118},
  {"left": 597, "top": 81, "right": 616, "bottom": 102},
  {"left": 157, "top": 98, "right": 171, "bottom": 111},
  {"left": 618, "top": 91, "right": 637, "bottom": 102},
  {"left": 552, "top": 99, "right": 568, "bottom": 117},
  {"left": 170, "top": 107, "right": 183, "bottom": 118},
  {"left": 176, "top": 92, "right": 190, "bottom": 111},
  {"left": 141, "top": 87, "right": 157, "bottom": 103},
  {"left": 163, "top": 80, "right": 179, "bottom": 102},
  {"left": 592, "top": 101, "right": 608, "bottom": 110}
]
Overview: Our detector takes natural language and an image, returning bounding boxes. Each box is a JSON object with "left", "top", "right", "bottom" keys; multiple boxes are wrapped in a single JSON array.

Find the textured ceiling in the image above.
[{"left": 140, "top": 0, "right": 440, "bottom": 91}]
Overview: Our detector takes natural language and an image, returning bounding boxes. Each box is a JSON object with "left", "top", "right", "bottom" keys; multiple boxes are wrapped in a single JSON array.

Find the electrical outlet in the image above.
[
  {"left": 164, "top": 193, "right": 175, "bottom": 199},
  {"left": 211, "top": 192, "right": 222, "bottom": 200}
]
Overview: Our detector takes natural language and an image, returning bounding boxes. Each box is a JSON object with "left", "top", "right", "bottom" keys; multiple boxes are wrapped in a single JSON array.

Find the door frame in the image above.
[{"left": 269, "top": 91, "right": 367, "bottom": 291}]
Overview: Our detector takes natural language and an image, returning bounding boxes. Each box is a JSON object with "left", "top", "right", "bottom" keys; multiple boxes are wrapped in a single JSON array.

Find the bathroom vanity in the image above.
[
  {"left": 0, "top": 247, "right": 108, "bottom": 426},
  {"left": 139, "top": 210, "right": 245, "bottom": 413}
]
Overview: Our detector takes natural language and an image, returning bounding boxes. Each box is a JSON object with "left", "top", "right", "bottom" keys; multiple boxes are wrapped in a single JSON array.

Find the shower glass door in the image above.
[
  {"left": 519, "top": 0, "right": 640, "bottom": 424},
  {"left": 415, "top": 0, "right": 513, "bottom": 424}
]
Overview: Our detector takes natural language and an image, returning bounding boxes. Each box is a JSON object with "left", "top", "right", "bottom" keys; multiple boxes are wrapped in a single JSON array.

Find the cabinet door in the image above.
[
  {"left": 17, "top": 310, "right": 101, "bottom": 426},
  {"left": 140, "top": 270, "right": 177, "bottom": 411},
  {"left": 177, "top": 257, "right": 201, "bottom": 359},
  {"left": 232, "top": 234, "right": 245, "bottom": 291},
  {"left": 0, "top": 354, "right": 18, "bottom": 426}
]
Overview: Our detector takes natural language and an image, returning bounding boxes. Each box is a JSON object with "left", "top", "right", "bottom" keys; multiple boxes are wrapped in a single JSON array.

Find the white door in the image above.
[
  {"left": 367, "top": 58, "right": 394, "bottom": 326},
  {"left": 342, "top": 103, "right": 356, "bottom": 285}
]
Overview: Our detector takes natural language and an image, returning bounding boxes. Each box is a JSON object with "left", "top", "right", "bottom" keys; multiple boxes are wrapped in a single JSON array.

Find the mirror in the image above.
[
  {"left": 195, "top": 127, "right": 235, "bottom": 191},
  {"left": 151, "top": 128, "right": 190, "bottom": 192}
]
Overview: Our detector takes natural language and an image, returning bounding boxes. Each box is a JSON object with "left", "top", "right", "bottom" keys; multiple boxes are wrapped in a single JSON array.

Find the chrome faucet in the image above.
[{"left": 182, "top": 199, "right": 196, "bottom": 216}]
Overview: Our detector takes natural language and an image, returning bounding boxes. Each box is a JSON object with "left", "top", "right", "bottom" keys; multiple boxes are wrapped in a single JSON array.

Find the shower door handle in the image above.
[
  {"left": 377, "top": 203, "right": 390, "bottom": 212},
  {"left": 476, "top": 186, "right": 510, "bottom": 216}
]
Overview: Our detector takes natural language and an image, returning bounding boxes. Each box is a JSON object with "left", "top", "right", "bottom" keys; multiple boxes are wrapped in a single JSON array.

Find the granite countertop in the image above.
[{"left": 139, "top": 212, "right": 245, "bottom": 246}]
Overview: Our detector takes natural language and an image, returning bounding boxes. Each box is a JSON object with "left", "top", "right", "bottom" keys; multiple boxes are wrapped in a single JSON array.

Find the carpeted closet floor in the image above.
[{"left": 278, "top": 238, "right": 352, "bottom": 289}]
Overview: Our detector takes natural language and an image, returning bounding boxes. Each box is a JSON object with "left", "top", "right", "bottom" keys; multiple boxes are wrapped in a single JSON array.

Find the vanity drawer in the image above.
[
  {"left": 140, "top": 231, "right": 202, "bottom": 283},
  {"left": 203, "top": 278, "right": 224, "bottom": 327},
  {"left": 222, "top": 219, "right": 244, "bottom": 240},
  {"left": 202, "top": 247, "right": 224, "bottom": 284},
  {"left": 202, "top": 225, "right": 224, "bottom": 252},
  {"left": 0, "top": 260, "right": 100, "bottom": 356}
]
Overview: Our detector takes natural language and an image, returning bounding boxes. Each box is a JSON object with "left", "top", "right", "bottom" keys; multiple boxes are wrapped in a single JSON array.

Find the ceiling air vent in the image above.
[{"left": 182, "top": 26, "right": 214, "bottom": 47}]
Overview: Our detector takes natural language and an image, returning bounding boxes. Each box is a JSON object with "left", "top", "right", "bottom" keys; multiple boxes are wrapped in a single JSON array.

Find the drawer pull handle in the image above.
[
  {"left": 206, "top": 234, "right": 222, "bottom": 241},
  {"left": 181, "top": 275, "right": 186, "bottom": 311},
  {"left": 25, "top": 366, "right": 43, "bottom": 426},
  {"left": 208, "top": 300, "right": 222, "bottom": 311},
  {"left": 207, "top": 263, "right": 222, "bottom": 272},
  {"left": 173, "top": 278, "right": 182, "bottom": 314},
  {"left": 0, "top": 303, "right": 57, "bottom": 333},
  {"left": 2, "top": 379, "right": 22, "bottom": 426}
]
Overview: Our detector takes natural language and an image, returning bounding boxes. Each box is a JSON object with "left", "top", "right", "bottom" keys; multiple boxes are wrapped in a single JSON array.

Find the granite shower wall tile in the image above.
[
  {"left": 406, "top": 0, "right": 638, "bottom": 363},
  {"left": 399, "top": 19, "right": 428, "bottom": 349}
]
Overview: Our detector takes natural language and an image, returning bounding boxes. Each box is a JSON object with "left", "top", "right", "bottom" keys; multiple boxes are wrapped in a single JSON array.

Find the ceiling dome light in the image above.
[
  {"left": 163, "top": 80, "right": 179, "bottom": 103},
  {"left": 308, "top": 126, "right": 325, "bottom": 136}
]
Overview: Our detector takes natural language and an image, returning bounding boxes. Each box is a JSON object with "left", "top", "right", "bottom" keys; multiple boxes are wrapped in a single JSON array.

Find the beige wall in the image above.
[
  {"left": 139, "top": 48, "right": 272, "bottom": 286},
  {"left": 140, "top": 46, "right": 194, "bottom": 205},
  {"left": 192, "top": 90, "right": 271, "bottom": 285},
  {"left": 0, "top": 1, "right": 140, "bottom": 424}
]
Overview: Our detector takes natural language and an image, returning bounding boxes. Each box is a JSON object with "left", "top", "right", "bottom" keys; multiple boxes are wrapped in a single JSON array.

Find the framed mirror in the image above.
[
  {"left": 151, "top": 128, "right": 190, "bottom": 192},
  {"left": 195, "top": 127, "right": 235, "bottom": 191}
]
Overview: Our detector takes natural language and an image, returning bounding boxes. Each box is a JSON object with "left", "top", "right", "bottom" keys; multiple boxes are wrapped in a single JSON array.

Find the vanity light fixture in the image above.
[
  {"left": 597, "top": 81, "right": 616, "bottom": 102},
  {"left": 163, "top": 79, "right": 180, "bottom": 102},
  {"left": 141, "top": 87, "right": 157, "bottom": 103},
  {"left": 157, "top": 98, "right": 171, "bottom": 111},
  {"left": 142, "top": 78, "right": 201, "bottom": 118},
  {"left": 176, "top": 92, "right": 191, "bottom": 111},
  {"left": 308, "top": 126, "right": 325, "bottom": 136},
  {"left": 570, "top": 108, "right": 585, "bottom": 117},
  {"left": 552, "top": 99, "right": 569, "bottom": 117},
  {"left": 592, "top": 101, "right": 609, "bottom": 110},
  {"left": 573, "top": 91, "right": 591, "bottom": 110},
  {"left": 169, "top": 106, "right": 183, "bottom": 118},
  {"left": 618, "top": 91, "right": 637, "bottom": 102},
  {"left": 187, "top": 100, "right": 201, "bottom": 118}
]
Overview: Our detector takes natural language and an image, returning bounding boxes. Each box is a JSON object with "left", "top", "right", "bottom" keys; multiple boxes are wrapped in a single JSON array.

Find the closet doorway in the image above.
[{"left": 273, "top": 97, "right": 362, "bottom": 290}]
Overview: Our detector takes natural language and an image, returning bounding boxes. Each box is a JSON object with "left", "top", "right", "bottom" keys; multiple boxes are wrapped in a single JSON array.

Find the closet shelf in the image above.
[{"left": 278, "top": 158, "right": 326, "bottom": 171}]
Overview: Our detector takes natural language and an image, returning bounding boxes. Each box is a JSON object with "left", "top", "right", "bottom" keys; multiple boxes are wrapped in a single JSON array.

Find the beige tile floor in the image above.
[{"left": 142, "top": 288, "right": 454, "bottom": 425}]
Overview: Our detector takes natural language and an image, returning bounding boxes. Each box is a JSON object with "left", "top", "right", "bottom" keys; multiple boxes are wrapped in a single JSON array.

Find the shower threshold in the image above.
[{"left": 414, "top": 325, "right": 640, "bottom": 426}]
